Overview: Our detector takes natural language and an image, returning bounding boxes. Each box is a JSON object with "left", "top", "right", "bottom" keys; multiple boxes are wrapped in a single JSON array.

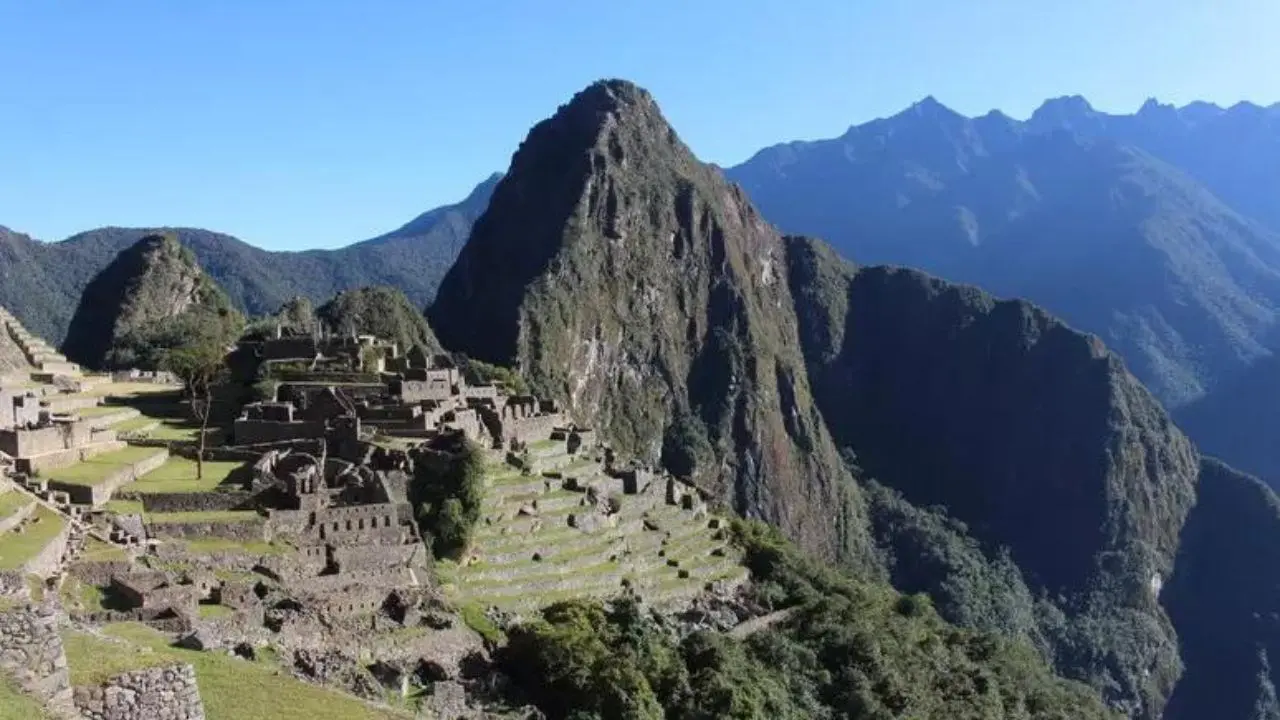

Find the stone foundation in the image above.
[
  {"left": 0, "top": 604, "right": 74, "bottom": 712},
  {"left": 73, "top": 663, "right": 205, "bottom": 720}
]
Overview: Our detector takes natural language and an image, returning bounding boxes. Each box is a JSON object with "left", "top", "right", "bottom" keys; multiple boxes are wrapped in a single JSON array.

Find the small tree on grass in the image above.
[{"left": 163, "top": 341, "right": 226, "bottom": 481}]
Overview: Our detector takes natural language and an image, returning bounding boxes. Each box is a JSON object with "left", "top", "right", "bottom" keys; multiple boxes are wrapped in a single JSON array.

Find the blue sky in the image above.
[{"left": 2, "top": 1, "right": 1277, "bottom": 250}]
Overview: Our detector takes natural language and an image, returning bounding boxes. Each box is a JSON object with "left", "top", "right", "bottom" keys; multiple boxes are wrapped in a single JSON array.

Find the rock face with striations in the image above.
[
  {"left": 61, "top": 233, "right": 241, "bottom": 370},
  {"left": 430, "top": 80, "right": 875, "bottom": 565},
  {"left": 432, "top": 79, "right": 1213, "bottom": 716}
]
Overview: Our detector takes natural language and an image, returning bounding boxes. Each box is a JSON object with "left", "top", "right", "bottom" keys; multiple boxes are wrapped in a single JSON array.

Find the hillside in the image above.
[
  {"left": 1025, "top": 97, "right": 1280, "bottom": 234},
  {"left": 0, "top": 174, "right": 497, "bottom": 344},
  {"left": 317, "top": 285, "right": 442, "bottom": 355},
  {"left": 726, "top": 98, "right": 1280, "bottom": 409},
  {"left": 60, "top": 233, "right": 243, "bottom": 369},
  {"left": 431, "top": 79, "right": 876, "bottom": 567},
  {"left": 1176, "top": 355, "right": 1280, "bottom": 485},
  {"left": 430, "top": 78, "right": 1209, "bottom": 716}
]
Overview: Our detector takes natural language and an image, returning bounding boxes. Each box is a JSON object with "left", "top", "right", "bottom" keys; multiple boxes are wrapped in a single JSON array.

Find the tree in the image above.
[{"left": 163, "top": 340, "right": 226, "bottom": 480}]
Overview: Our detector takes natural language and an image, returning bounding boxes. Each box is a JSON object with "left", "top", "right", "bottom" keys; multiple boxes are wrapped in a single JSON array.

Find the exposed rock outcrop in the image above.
[
  {"left": 430, "top": 79, "right": 874, "bottom": 566},
  {"left": 61, "top": 233, "right": 241, "bottom": 370}
]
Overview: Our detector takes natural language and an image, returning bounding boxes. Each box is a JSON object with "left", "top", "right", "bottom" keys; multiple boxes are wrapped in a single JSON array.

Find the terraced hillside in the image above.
[
  {"left": 0, "top": 306, "right": 80, "bottom": 376},
  {"left": 440, "top": 436, "right": 747, "bottom": 612}
]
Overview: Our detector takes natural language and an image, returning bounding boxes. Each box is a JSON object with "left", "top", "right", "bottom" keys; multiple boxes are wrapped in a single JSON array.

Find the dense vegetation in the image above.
[
  {"left": 409, "top": 434, "right": 485, "bottom": 559},
  {"left": 497, "top": 520, "right": 1115, "bottom": 720},
  {"left": 60, "top": 233, "right": 244, "bottom": 370},
  {"left": 317, "top": 285, "right": 441, "bottom": 355},
  {"left": 0, "top": 174, "right": 497, "bottom": 344}
]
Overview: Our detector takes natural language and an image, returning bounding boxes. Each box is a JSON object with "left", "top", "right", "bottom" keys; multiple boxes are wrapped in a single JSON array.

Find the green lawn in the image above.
[
  {"left": 104, "top": 499, "right": 144, "bottom": 515},
  {"left": 179, "top": 537, "right": 291, "bottom": 556},
  {"left": 90, "top": 623, "right": 405, "bottom": 720},
  {"left": 0, "top": 676, "right": 53, "bottom": 720},
  {"left": 146, "top": 510, "right": 260, "bottom": 524},
  {"left": 110, "top": 417, "right": 159, "bottom": 433},
  {"left": 0, "top": 506, "right": 65, "bottom": 570},
  {"left": 75, "top": 405, "right": 125, "bottom": 418},
  {"left": 44, "top": 447, "right": 166, "bottom": 487},
  {"left": 0, "top": 489, "right": 32, "bottom": 523},
  {"left": 126, "top": 457, "right": 244, "bottom": 494},
  {"left": 78, "top": 536, "right": 130, "bottom": 562},
  {"left": 62, "top": 629, "right": 175, "bottom": 685},
  {"left": 198, "top": 603, "right": 233, "bottom": 619}
]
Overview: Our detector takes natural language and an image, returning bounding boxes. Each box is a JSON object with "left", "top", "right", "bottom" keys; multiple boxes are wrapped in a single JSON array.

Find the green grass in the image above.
[
  {"left": 0, "top": 506, "right": 65, "bottom": 570},
  {"left": 145, "top": 510, "right": 260, "bottom": 524},
  {"left": 180, "top": 536, "right": 291, "bottom": 556},
  {"left": 104, "top": 499, "right": 145, "bottom": 515},
  {"left": 79, "top": 537, "right": 129, "bottom": 562},
  {"left": 59, "top": 574, "right": 108, "bottom": 611},
  {"left": 199, "top": 603, "right": 233, "bottom": 619},
  {"left": 0, "top": 489, "right": 33, "bottom": 523},
  {"left": 97, "top": 623, "right": 405, "bottom": 720},
  {"left": 62, "top": 629, "right": 174, "bottom": 685},
  {"left": 43, "top": 446, "right": 166, "bottom": 487},
  {"left": 459, "top": 602, "right": 506, "bottom": 645},
  {"left": 75, "top": 405, "right": 128, "bottom": 418},
  {"left": 0, "top": 675, "right": 54, "bottom": 720},
  {"left": 111, "top": 417, "right": 160, "bottom": 433},
  {"left": 126, "top": 457, "right": 244, "bottom": 493}
]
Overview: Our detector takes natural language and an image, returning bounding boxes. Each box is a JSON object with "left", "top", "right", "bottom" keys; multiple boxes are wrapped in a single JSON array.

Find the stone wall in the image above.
[
  {"left": 0, "top": 570, "right": 29, "bottom": 599},
  {"left": 132, "top": 490, "right": 253, "bottom": 514},
  {"left": 48, "top": 448, "right": 167, "bottom": 507},
  {"left": 0, "top": 604, "right": 73, "bottom": 711},
  {"left": 18, "top": 439, "right": 128, "bottom": 475},
  {"left": 69, "top": 560, "right": 135, "bottom": 587},
  {"left": 233, "top": 418, "right": 327, "bottom": 446},
  {"left": 315, "top": 503, "right": 407, "bottom": 545},
  {"left": 331, "top": 542, "right": 421, "bottom": 573},
  {"left": 73, "top": 663, "right": 205, "bottom": 720},
  {"left": 0, "top": 420, "right": 92, "bottom": 458}
]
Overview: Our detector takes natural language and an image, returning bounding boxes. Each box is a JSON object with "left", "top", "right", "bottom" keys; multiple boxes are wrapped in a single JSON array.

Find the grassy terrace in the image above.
[
  {"left": 78, "top": 537, "right": 129, "bottom": 562},
  {"left": 145, "top": 510, "right": 260, "bottom": 524},
  {"left": 76, "top": 405, "right": 130, "bottom": 418},
  {"left": 110, "top": 416, "right": 160, "bottom": 434},
  {"left": 446, "top": 442, "right": 746, "bottom": 610},
  {"left": 179, "top": 537, "right": 290, "bottom": 556},
  {"left": 0, "top": 676, "right": 54, "bottom": 720},
  {"left": 0, "top": 506, "right": 65, "bottom": 570},
  {"left": 43, "top": 446, "right": 166, "bottom": 487},
  {"left": 0, "top": 489, "right": 32, "bottom": 522},
  {"left": 125, "top": 457, "right": 244, "bottom": 494},
  {"left": 65, "top": 623, "right": 404, "bottom": 720}
]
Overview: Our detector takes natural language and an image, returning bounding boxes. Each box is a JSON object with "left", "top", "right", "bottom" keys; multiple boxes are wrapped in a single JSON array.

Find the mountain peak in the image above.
[{"left": 1028, "top": 94, "right": 1098, "bottom": 128}]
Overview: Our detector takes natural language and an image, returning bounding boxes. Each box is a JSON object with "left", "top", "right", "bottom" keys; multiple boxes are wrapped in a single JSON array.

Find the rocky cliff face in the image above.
[
  {"left": 785, "top": 236, "right": 1201, "bottom": 716},
  {"left": 430, "top": 79, "right": 1222, "bottom": 717},
  {"left": 1163, "top": 459, "right": 1280, "bottom": 720},
  {"left": 61, "top": 233, "right": 240, "bottom": 370},
  {"left": 430, "top": 80, "right": 874, "bottom": 565}
]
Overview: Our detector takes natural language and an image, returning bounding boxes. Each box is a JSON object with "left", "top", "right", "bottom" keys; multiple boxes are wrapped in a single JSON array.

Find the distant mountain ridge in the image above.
[
  {"left": 0, "top": 174, "right": 499, "bottom": 344},
  {"left": 726, "top": 94, "right": 1280, "bottom": 410}
]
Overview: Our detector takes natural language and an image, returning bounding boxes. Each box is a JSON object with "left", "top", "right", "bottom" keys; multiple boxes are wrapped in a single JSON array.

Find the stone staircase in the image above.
[{"left": 0, "top": 306, "right": 81, "bottom": 376}]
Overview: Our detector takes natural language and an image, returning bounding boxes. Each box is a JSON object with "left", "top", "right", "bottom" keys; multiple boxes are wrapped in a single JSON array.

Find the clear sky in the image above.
[{"left": 2, "top": 0, "right": 1277, "bottom": 250}]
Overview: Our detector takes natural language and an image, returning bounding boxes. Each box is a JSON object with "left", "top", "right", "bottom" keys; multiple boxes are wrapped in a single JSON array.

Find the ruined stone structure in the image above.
[
  {"left": 0, "top": 604, "right": 74, "bottom": 716},
  {"left": 73, "top": 664, "right": 205, "bottom": 720}
]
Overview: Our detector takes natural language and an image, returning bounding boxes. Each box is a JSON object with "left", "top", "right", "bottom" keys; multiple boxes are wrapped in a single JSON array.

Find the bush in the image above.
[{"left": 409, "top": 437, "right": 485, "bottom": 560}]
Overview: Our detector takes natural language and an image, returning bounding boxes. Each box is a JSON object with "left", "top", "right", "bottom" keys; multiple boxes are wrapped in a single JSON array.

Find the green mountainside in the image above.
[
  {"left": 429, "top": 78, "right": 1223, "bottom": 716},
  {"left": 0, "top": 174, "right": 497, "bottom": 344},
  {"left": 430, "top": 80, "right": 876, "bottom": 567},
  {"left": 60, "top": 233, "right": 243, "bottom": 369},
  {"left": 785, "top": 236, "right": 1199, "bottom": 715},
  {"left": 317, "top": 285, "right": 442, "bottom": 354},
  {"left": 1175, "top": 355, "right": 1280, "bottom": 484}
]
